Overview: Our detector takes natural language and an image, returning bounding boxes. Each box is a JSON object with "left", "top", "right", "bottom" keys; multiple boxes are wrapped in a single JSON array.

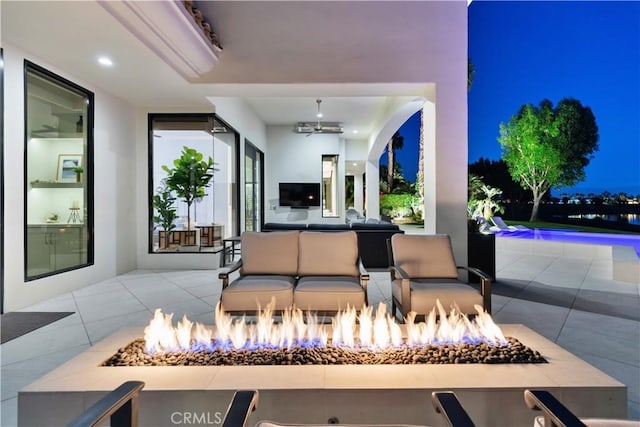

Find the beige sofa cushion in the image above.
[
  {"left": 221, "top": 275, "right": 295, "bottom": 311},
  {"left": 392, "top": 278, "right": 482, "bottom": 315},
  {"left": 391, "top": 234, "right": 458, "bottom": 279},
  {"left": 298, "top": 231, "right": 359, "bottom": 277},
  {"left": 241, "top": 231, "right": 299, "bottom": 276},
  {"left": 294, "top": 276, "right": 365, "bottom": 311}
]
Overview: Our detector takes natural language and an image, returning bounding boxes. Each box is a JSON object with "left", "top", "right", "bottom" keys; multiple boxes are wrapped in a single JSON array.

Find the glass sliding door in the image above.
[
  {"left": 149, "top": 114, "right": 239, "bottom": 252},
  {"left": 24, "top": 61, "right": 94, "bottom": 280},
  {"left": 244, "top": 140, "right": 264, "bottom": 232}
]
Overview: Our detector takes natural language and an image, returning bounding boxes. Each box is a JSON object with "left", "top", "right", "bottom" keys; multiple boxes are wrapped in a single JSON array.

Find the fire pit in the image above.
[
  {"left": 19, "top": 322, "right": 626, "bottom": 427},
  {"left": 102, "top": 301, "right": 546, "bottom": 367}
]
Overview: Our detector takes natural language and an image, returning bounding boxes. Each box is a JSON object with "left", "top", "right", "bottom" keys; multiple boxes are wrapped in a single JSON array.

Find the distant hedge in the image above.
[{"left": 380, "top": 193, "right": 414, "bottom": 218}]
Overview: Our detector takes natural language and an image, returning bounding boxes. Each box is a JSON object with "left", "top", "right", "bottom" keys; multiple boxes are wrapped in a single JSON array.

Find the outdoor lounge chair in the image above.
[
  {"left": 525, "top": 389, "right": 640, "bottom": 427},
  {"left": 387, "top": 234, "right": 492, "bottom": 320},
  {"left": 490, "top": 216, "right": 529, "bottom": 232}
]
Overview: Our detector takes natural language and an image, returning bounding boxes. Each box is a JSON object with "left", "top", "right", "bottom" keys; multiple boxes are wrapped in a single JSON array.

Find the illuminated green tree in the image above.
[{"left": 498, "top": 98, "right": 598, "bottom": 221}]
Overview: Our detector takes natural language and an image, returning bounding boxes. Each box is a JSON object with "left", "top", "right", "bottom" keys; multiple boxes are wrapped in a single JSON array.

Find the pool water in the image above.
[{"left": 496, "top": 228, "right": 640, "bottom": 257}]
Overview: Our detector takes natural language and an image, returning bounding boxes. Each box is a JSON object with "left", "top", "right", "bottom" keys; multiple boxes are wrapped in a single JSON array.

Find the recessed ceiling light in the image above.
[
  {"left": 353, "top": 163, "right": 358, "bottom": 166},
  {"left": 352, "top": 129, "right": 359, "bottom": 134},
  {"left": 97, "top": 56, "right": 113, "bottom": 67}
]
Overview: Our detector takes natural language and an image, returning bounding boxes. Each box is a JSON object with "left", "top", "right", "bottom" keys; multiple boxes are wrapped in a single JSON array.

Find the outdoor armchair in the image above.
[
  {"left": 490, "top": 216, "right": 529, "bottom": 232},
  {"left": 525, "top": 389, "right": 640, "bottom": 427},
  {"left": 387, "top": 234, "right": 492, "bottom": 321}
]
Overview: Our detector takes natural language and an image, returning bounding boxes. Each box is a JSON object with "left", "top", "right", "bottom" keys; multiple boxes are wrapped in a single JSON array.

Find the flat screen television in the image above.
[{"left": 279, "top": 182, "right": 321, "bottom": 207}]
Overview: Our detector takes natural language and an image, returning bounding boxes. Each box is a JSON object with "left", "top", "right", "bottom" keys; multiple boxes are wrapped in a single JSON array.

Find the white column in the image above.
[
  {"left": 365, "top": 161, "right": 379, "bottom": 219},
  {"left": 422, "top": 101, "right": 437, "bottom": 234}
]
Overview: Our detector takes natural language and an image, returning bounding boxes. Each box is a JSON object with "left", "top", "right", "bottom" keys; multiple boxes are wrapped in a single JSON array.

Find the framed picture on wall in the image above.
[{"left": 56, "top": 154, "right": 83, "bottom": 182}]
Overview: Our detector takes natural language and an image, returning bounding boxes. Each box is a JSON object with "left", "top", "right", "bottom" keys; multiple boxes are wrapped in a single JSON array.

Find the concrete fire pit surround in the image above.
[{"left": 18, "top": 324, "right": 626, "bottom": 427}]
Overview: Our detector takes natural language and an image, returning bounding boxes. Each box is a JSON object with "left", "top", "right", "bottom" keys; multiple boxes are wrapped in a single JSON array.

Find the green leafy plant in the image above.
[
  {"left": 469, "top": 184, "right": 504, "bottom": 221},
  {"left": 380, "top": 193, "right": 414, "bottom": 219},
  {"left": 162, "top": 146, "right": 216, "bottom": 229},
  {"left": 71, "top": 166, "right": 84, "bottom": 174},
  {"left": 468, "top": 175, "right": 505, "bottom": 232},
  {"left": 153, "top": 179, "right": 177, "bottom": 248}
]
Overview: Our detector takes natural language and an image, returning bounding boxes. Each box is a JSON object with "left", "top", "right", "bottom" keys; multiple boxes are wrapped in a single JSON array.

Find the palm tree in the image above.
[
  {"left": 386, "top": 131, "right": 404, "bottom": 193},
  {"left": 468, "top": 59, "right": 475, "bottom": 91}
]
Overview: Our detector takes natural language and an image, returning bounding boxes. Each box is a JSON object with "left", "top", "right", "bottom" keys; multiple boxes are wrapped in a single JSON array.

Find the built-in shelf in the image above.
[
  {"left": 30, "top": 182, "right": 83, "bottom": 189},
  {"left": 29, "top": 132, "right": 83, "bottom": 139}
]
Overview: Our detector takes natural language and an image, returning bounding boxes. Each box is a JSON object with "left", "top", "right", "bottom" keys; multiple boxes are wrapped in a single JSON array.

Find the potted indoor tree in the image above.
[
  {"left": 162, "top": 146, "right": 216, "bottom": 232},
  {"left": 153, "top": 179, "right": 177, "bottom": 250}
]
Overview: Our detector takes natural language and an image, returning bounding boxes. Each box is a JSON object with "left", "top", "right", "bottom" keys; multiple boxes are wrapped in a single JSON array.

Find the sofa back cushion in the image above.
[
  {"left": 298, "top": 231, "right": 359, "bottom": 277},
  {"left": 391, "top": 234, "right": 458, "bottom": 279},
  {"left": 241, "top": 231, "right": 299, "bottom": 275}
]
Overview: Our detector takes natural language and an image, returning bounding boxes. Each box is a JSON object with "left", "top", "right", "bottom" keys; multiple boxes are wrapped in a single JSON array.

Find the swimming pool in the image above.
[{"left": 496, "top": 228, "right": 640, "bottom": 257}]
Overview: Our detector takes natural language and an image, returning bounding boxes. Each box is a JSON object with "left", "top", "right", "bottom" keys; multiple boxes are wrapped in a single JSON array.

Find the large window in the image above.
[
  {"left": 149, "top": 114, "right": 239, "bottom": 253},
  {"left": 24, "top": 61, "right": 94, "bottom": 280},
  {"left": 244, "top": 140, "right": 264, "bottom": 231},
  {"left": 322, "top": 154, "right": 339, "bottom": 217}
]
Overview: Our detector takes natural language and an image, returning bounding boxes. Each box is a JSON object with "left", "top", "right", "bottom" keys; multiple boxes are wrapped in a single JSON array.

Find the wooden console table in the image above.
[{"left": 196, "top": 224, "right": 223, "bottom": 247}]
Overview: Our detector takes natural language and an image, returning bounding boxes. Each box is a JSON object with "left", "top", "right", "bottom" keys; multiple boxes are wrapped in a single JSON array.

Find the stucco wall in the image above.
[
  {"left": 265, "top": 126, "right": 346, "bottom": 224},
  {"left": 2, "top": 44, "right": 137, "bottom": 311}
]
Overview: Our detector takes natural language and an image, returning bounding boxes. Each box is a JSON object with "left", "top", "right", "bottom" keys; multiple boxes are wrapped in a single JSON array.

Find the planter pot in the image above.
[{"left": 468, "top": 232, "right": 495, "bottom": 283}]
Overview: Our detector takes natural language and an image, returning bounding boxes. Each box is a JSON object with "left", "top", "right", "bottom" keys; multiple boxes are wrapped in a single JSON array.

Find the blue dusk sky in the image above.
[{"left": 393, "top": 1, "right": 640, "bottom": 197}]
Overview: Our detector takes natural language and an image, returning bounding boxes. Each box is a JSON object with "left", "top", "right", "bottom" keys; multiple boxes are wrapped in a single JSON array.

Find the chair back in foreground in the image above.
[
  {"left": 431, "top": 392, "right": 476, "bottom": 427},
  {"left": 388, "top": 234, "right": 492, "bottom": 320},
  {"left": 221, "top": 390, "right": 476, "bottom": 427},
  {"left": 525, "top": 389, "right": 640, "bottom": 427}
]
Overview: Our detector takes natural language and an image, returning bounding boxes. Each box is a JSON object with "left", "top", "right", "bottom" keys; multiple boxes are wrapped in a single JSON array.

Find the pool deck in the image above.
[{"left": 496, "top": 232, "right": 640, "bottom": 284}]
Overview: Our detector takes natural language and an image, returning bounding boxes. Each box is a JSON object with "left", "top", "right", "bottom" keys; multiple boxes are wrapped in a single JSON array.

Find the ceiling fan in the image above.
[{"left": 295, "top": 99, "right": 344, "bottom": 135}]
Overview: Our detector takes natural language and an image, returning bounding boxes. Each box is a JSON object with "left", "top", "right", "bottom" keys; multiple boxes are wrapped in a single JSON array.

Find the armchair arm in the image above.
[
  {"left": 389, "top": 265, "right": 410, "bottom": 280},
  {"left": 389, "top": 265, "right": 412, "bottom": 314},
  {"left": 218, "top": 259, "right": 243, "bottom": 290},
  {"left": 457, "top": 266, "right": 492, "bottom": 314},
  {"left": 67, "top": 381, "right": 145, "bottom": 427},
  {"left": 358, "top": 258, "right": 370, "bottom": 305},
  {"left": 222, "top": 390, "right": 259, "bottom": 427},
  {"left": 432, "top": 391, "right": 476, "bottom": 427},
  {"left": 524, "top": 389, "right": 586, "bottom": 427}
]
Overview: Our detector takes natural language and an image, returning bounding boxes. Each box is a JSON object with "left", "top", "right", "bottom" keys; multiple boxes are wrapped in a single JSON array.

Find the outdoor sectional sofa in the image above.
[
  {"left": 218, "top": 230, "right": 369, "bottom": 314},
  {"left": 262, "top": 221, "right": 404, "bottom": 268}
]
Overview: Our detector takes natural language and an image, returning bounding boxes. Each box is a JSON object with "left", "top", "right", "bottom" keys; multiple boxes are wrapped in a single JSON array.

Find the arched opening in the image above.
[{"left": 364, "top": 98, "right": 433, "bottom": 228}]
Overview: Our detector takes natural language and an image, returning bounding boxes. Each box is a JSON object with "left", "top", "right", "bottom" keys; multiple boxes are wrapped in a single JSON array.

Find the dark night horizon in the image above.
[{"left": 389, "top": 1, "right": 640, "bottom": 198}]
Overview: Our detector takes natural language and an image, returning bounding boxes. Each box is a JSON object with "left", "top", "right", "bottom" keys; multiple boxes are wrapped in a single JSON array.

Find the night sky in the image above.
[{"left": 388, "top": 1, "right": 640, "bottom": 197}]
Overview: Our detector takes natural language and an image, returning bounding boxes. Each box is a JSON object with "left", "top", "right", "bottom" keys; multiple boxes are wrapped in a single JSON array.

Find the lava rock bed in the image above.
[{"left": 102, "top": 337, "right": 546, "bottom": 366}]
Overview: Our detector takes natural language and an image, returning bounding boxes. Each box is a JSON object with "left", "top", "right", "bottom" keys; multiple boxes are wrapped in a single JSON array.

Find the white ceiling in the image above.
[{"left": 1, "top": 1, "right": 454, "bottom": 136}]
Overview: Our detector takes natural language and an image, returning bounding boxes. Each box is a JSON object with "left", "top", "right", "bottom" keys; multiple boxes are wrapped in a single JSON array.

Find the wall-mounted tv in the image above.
[{"left": 279, "top": 182, "right": 321, "bottom": 207}]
